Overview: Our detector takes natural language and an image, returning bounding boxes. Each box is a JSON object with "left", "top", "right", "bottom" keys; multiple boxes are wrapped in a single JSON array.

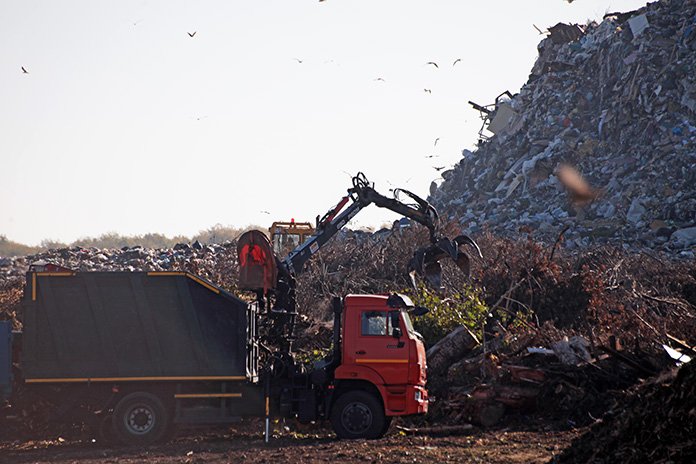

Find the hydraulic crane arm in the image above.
[
  {"left": 236, "top": 172, "right": 481, "bottom": 350},
  {"left": 280, "top": 173, "right": 480, "bottom": 287},
  {"left": 282, "top": 173, "right": 440, "bottom": 275}
]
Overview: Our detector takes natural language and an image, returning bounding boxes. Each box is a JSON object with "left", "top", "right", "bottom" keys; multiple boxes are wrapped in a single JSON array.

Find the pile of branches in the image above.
[
  {"left": 471, "top": 230, "right": 696, "bottom": 354},
  {"left": 0, "top": 281, "right": 23, "bottom": 331}
]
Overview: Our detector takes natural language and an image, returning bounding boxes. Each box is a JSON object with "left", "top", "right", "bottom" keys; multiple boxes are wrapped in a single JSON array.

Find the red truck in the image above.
[{"left": 325, "top": 294, "right": 429, "bottom": 438}]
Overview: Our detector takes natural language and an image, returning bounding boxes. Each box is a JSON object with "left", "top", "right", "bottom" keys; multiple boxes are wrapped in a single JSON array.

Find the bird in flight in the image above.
[
  {"left": 260, "top": 210, "right": 271, "bottom": 214},
  {"left": 294, "top": 58, "right": 303, "bottom": 64},
  {"left": 21, "top": 66, "right": 28, "bottom": 74},
  {"left": 557, "top": 164, "right": 601, "bottom": 205},
  {"left": 434, "top": 137, "right": 440, "bottom": 146},
  {"left": 424, "top": 154, "right": 439, "bottom": 159},
  {"left": 424, "top": 88, "right": 432, "bottom": 94},
  {"left": 426, "top": 61, "right": 439, "bottom": 68},
  {"left": 452, "top": 58, "right": 461, "bottom": 66},
  {"left": 187, "top": 31, "right": 197, "bottom": 37},
  {"left": 374, "top": 77, "right": 385, "bottom": 82},
  {"left": 433, "top": 166, "right": 445, "bottom": 171}
]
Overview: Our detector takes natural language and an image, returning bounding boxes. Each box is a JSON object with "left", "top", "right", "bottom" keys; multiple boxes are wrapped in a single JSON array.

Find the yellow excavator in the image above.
[{"left": 269, "top": 220, "right": 315, "bottom": 256}]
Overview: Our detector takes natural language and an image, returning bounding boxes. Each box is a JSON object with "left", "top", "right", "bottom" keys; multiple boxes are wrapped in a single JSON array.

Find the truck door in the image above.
[{"left": 351, "top": 309, "right": 409, "bottom": 385}]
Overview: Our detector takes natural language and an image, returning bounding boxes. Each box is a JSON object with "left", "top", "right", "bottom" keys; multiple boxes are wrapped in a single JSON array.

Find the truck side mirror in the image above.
[
  {"left": 392, "top": 327, "right": 402, "bottom": 338},
  {"left": 411, "top": 306, "right": 429, "bottom": 316}
]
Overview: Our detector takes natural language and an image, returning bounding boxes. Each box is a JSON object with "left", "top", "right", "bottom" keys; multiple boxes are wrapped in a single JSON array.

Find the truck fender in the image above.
[{"left": 333, "top": 365, "right": 387, "bottom": 408}]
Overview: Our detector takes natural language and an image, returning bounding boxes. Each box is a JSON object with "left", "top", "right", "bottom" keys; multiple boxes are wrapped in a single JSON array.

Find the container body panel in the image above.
[{"left": 21, "top": 272, "right": 251, "bottom": 381}]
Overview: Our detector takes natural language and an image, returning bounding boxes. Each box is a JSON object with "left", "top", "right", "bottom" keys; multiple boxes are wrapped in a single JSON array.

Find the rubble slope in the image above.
[{"left": 432, "top": 0, "right": 696, "bottom": 254}]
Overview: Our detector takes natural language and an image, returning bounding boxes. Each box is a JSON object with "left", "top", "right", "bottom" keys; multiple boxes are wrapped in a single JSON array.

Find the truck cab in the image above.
[{"left": 323, "top": 294, "right": 428, "bottom": 439}]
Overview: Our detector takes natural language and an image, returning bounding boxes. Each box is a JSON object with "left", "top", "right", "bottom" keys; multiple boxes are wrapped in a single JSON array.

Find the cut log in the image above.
[
  {"left": 447, "top": 354, "right": 484, "bottom": 384},
  {"left": 427, "top": 326, "right": 480, "bottom": 376}
]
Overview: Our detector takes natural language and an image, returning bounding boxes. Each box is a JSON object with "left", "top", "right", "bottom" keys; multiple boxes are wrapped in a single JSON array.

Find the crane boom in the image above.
[
  {"left": 281, "top": 173, "right": 446, "bottom": 277},
  {"left": 237, "top": 173, "right": 481, "bottom": 350}
]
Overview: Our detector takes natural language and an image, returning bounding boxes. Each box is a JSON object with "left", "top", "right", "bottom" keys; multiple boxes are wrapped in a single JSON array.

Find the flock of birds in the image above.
[
  {"left": 19, "top": 25, "right": 458, "bottom": 176},
  {"left": 284, "top": 47, "right": 464, "bottom": 174}
]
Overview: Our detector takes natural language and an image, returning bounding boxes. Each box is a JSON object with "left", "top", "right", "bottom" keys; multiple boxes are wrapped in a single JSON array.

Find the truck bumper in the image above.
[{"left": 383, "top": 384, "right": 428, "bottom": 416}]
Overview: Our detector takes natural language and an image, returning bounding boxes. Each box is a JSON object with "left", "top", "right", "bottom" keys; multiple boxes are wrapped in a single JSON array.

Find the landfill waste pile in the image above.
[
  {"left": 0, "top": 241, "right": 239, "bottom": 331},
  {"left": 0, "top": 240, "right": 236, "bottom": 283},
  {"left": 556, "top": 361, "right": 695, "bottom": 464},
  {"left": 431, "top": 0, "right": 696, "bottom": 255}
]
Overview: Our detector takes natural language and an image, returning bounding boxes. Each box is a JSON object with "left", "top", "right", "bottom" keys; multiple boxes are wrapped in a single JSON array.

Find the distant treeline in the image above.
[{"left": 0, "top": 224, "right": 262, "bottom": 257}]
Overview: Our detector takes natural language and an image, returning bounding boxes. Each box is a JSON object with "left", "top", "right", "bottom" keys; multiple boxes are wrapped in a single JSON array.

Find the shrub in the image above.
[{"left": 407, "top": 284, "right": 488, "bottom": 348}]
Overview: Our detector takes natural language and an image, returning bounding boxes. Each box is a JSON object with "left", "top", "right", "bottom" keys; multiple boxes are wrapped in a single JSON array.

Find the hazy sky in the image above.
[{"left": 1, "top": 0, "right": 648, "bottom": 246}]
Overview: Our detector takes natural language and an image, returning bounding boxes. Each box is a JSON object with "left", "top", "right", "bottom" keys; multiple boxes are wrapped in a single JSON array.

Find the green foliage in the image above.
[
  {"left": 191, "top": 224, "right": 260, "bottom": 244},
  {"left": 72, "top": 232, "right": 189, "bottom": 249},
  {"left": 0, "top": 224, "right": 263, "bottom": 256},
  {"left": 0, "top": 235, "right": 39, "bottom": 257},
  {"left": 39, "top": 239, "right": 69, "bottom": 250},
  {"left": 407, "top": 284, "right": 489, "bottom": 348}
]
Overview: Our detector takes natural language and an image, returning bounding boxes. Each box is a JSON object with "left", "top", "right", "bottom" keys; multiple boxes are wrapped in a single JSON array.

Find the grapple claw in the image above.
[
  {"left": 408, "top": 235, "right": 482, "bottom": 289},
  {"left": 454, "top": 234, "right": 483, "bottom": 258}
]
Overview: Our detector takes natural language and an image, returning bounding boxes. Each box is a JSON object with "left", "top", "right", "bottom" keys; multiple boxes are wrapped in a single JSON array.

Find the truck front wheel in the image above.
[
  {"left": 112, "top": 392, "right": 170, "bottom": 445},
  {"left": 330, "top": 390, "right": 387, "bottom": 439}
]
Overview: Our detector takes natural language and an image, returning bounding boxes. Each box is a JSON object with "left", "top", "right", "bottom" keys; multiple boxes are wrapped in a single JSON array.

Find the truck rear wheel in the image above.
[
  {"left": 112, "top": 392, "right": 170, "bottom": 445},
  {"left": 330, "top": 390, "right": 386, "bottom": 439}
]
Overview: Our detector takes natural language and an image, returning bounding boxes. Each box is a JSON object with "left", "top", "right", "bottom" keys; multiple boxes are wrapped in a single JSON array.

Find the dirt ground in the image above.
[{"left": 0, "top": 422, "right": 579, "bottom": 464}]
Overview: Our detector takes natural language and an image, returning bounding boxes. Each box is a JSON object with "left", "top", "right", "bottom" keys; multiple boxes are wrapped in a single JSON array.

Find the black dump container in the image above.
[{"left": 21, "top": 271, "right": 254, "bottom": 382}]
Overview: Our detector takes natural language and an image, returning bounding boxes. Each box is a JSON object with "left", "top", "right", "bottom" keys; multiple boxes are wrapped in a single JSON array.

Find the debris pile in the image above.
[
  {"left": 556, "top": 361, "right": 696, "bottom": 463},
  {"left": 428, "top": 329, "right": 650, "bottom": 429},
  {"left": 0, "top": 242, "right": 240, "bottom": 331},
  {"left": 424, "top": 285, "right": 695, "bottom": 431},
  {"left": 432, "top": 0, "right": 696, "bottom": 255},
  {"left": 0, "top": 240, "right": 237, "bottom": 282},
  {"left": 419, "top": 231, "right": 696, "bottom": 429}
]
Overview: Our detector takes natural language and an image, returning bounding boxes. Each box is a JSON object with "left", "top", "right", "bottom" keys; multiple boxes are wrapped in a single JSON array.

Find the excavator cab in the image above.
[{"left": 269, "top": 220, "right": 315, "bottom": 256}]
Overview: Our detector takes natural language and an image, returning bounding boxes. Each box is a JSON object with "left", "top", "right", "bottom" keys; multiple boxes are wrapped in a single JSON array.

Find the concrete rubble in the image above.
[
  {"left": 432, "top": 0, "right": 696, "bottom": 256},
  {"left": 0, "top": 241, "right": 236, "bottom": 284}
]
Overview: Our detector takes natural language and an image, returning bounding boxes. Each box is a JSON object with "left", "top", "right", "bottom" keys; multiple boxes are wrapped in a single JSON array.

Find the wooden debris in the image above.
[{"left": 426, "top": 326, "right": 479, "bottom": 376}]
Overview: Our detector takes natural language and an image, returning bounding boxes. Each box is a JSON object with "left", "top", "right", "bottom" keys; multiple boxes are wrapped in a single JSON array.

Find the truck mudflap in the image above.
[
  {"left": 0, "top": 321, "right": 11, "bottom": 401},
  {"left": 382, "top": 384, "right": 428, "bottom": 416}
]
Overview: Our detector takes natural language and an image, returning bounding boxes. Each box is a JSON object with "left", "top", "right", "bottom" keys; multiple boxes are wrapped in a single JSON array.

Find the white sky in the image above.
[{"left": 1, "top": 0, "right": 648, "bottom": 246}]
